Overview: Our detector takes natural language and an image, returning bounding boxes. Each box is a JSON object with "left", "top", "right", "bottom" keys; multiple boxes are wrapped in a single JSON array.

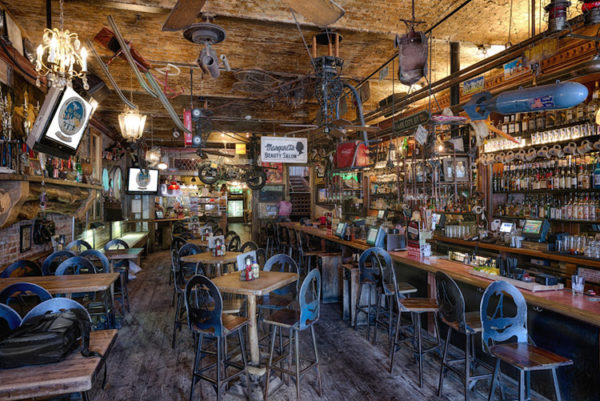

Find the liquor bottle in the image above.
[{"left": 594, "top": 159, "right": 600, "bottom": 189}]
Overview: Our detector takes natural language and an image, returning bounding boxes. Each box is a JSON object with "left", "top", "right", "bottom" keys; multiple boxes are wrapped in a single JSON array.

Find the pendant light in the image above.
[{"left": 119, "top": 71, "right": 146, "bottom": 141}]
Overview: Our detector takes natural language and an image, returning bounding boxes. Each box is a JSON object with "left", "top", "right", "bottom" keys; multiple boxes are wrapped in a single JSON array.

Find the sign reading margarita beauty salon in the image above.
[{"left": 260, "top": 136, "right": 307, "bottom": 163}]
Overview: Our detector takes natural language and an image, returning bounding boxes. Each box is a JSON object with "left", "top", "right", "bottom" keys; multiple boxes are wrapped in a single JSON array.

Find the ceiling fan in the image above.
[{"left": 162, "top": 0, "right": 207, "bottom": 31}]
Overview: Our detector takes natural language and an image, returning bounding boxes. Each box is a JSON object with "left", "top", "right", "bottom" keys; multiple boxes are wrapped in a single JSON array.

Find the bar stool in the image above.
[
  {"left": 481, "top": 281, "right": 572, "bottom": 401},
  {"left": 265, "top": 222, "right": 275, "bottom": 257},
  {"left": 185, "top": 275, "right": 250, "bottom": 401},
  {"left": 386, "top": 260, "right": 441, "bottom": 387},
  {"left": 436, "top": 271, "right": 492, "bottom": 400},
  {"left": 368, "top": 248, "right": 417, "bottom": 348},
  {"left": 263, "top": 269, "right": 323, "bottom": 401}
]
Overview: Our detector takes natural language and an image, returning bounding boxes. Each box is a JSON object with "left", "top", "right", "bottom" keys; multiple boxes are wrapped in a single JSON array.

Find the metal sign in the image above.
[
  {"left": 393, "top": 110, "right": 429, "bottom": 133},
  {"left": 260, "top": 136, "right": 307, "bottom": 164},
  {"left": 462, "top": 75, "right": 485, "bottom": 96}
]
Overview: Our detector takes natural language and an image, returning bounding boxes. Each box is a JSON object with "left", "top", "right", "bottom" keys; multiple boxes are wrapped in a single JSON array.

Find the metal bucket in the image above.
[{"left": 545, "top": 0, "right": 571, "bottom": 32}]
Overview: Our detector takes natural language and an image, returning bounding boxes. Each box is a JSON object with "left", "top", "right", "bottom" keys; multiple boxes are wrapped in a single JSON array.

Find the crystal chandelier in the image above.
[
  {"left": 30, "top": 0, "right": 88, "bottom": 90},
  {"left": 118, "top": 108, "right": 146, "bottom": 142}
]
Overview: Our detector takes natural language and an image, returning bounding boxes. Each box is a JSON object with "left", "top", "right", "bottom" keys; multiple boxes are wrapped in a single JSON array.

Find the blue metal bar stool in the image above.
[
  {"left": 185, "top": 275, "right": 250, "bottom": 401},
  {"left": 0, "top": 303, "right": 21, "bottom": 333},
  {"left": 104, "top": 239, "right": 131, "bottom": 312},
  {"left": 0, "top": 283, "right": 52, "bottom": 317},
  {"left": 436, "top": 271, "right": 492, "bottom": 400},
  {"left": 80, "top": 250, "right": 110, "bottom": 273},
  {"left": 172, "top": 243, "right": 203, "bottom": 348},
  {"left": 481, "top": 281, "right": 572, "bottom": 401},
  {"left": 353, "top": 248, "right": 381, "bottom": 341},
  {"left": 263, "top": 269, "right": 323, "bottom": 401},
  {"left": 65, "top": 239, "right": 93, "bottom": 253}
]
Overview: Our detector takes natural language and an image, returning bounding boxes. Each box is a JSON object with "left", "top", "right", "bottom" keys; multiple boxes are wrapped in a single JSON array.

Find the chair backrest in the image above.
[
  {"left": 104, "top": 239, "right": 129, "bottom": 251},
  {"left": 0, "top": 282, "right": 52, "bottom": 310},
  {"left": 177, "top": 243, "right": 203, "bottom": 279},
  {"left": 358, "top": 247, "right": 386, "bottom": 285},
  {"left": 42, "top": 251, "right": 76, "bottom": 276},
  {"left": 184, "top": 275, "right": 224, "bottom": 337},
  {"left": 480, "top": 280, "right": 528, "bottom": 352},
  {"left": 171, "top": 236, "right": 189, "bottom": 251},
  {"left": 280, "top": 225, "right": 290, "bottom": 243},
  {"left": 80, "top": 250, "right": 110, "bottom": 273},
  {"left": 256, "top": 248, "right": 267, "bottom": 268},
  {"left": 435, "top": 271, "right": 469, "bottom": 331},
  {"left": 65, "top": 240, "right": 92, "bottom": 253},
  {"left": 224, "top": 231, "right": 238, "bottom": 243},
  {"left": 227, "top": 235, "right": 241, "bottom": 252},
  {"left": 0, "top": 303, "right": 22, "bottom": 333},
  {"left": 299, "top": 269, "right": 321, "bottom": 329},
  {"left": 55, "top": 256, "right": 97, "bottom": 276},
  {"left": 0, "top": 260, "right": 42, "bottom": 278},
  {"left": 22, "top": 297, "right": 91, "bottom": 323},
  {"left": 264, "top": 254, "right": 299, "bottom": 296},
  {"left": 179, "top": 243, "right": 203, "bottom": 259},
  {"left": 240, "top": 241, "right": 258, "bottom": 253},
  {"left": 178, "top": 231, "right": 195, "bottom": 240},
  {"left": 213, "top": 227, "right": 224, "bottom": 236}
]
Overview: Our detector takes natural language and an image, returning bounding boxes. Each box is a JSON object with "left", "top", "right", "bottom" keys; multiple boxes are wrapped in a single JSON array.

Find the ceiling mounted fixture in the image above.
[
  {"left": 119, "top": 108, "right": 146, "bottom": 142},
  {"left": 545, "top": 0, "right": 571, "bottom": 32},
  {"left": 184, "top": 16, "right": 227, "bottom": 79},
  {"left": 31, "top": 0, "right": 88, "bottom": 89}
]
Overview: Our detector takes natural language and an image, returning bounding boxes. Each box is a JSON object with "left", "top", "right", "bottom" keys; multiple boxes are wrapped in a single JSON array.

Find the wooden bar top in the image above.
[
  {"left": 0, "top": 329, "right": 118, "bottom": 400},
  {"left": 281, "top": 223, "right": 600, "bottom": 327},
  {"left": 0, "top": 273, "right": 119, "bottom": 295}
]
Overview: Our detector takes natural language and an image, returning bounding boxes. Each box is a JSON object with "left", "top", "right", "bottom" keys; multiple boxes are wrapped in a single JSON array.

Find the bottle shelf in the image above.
[
  {"left": 493, "top": 188, "right": 600, "bottom": 194},
  {"left": 493, "top": 215, "right": 600, "bottom": 224}
]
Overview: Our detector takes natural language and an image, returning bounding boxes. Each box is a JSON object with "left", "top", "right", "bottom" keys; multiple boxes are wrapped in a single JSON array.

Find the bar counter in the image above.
[
  {"left": 282, "top": 222, "right": 600, "bottom": 400},
  {"left": 281, "top": 222, "right": 600, "bottom": 327}
]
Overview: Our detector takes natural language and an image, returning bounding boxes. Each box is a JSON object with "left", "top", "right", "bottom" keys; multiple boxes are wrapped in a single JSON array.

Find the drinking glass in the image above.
[{"left": 572, "top": 275, "right": 585, "bottom": 295}]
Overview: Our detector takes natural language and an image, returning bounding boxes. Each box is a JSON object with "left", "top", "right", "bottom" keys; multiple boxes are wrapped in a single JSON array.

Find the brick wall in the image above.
[{"left": 0, "top": 215, "right": 73, "bottom": 268}]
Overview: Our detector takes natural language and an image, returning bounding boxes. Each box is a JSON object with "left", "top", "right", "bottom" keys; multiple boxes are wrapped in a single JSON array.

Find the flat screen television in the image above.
[
  {"left": 127, "top": 168, "right": 159, "bottom": 194},
  {"left": 27, "top": 86, "right": 93, "bottom": 159}
]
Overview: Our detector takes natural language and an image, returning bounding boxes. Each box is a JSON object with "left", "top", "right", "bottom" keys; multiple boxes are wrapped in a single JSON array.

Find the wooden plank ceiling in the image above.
[{"left": 2, "top": 0, "right": 554, "bottom": 145}]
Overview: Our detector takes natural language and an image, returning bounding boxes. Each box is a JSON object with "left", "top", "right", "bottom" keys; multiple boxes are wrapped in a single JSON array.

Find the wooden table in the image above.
[
  {"left": 0, "top": 273, "right": 119, "bottom": 295},
  {"left": 103, "top": 248, "right": 144, "bottom": 268},
  {"left": 180, "top": 252, "right": 241, "bottom": 276},
  {"left": 187, "top": 238, "right": 209, "bottom": 247},
  {"left": 212, "top": 271, "right": 298, "bottom": 368},
  {"left": 0, "top": 329, "right": 118, "bottom": 400}
]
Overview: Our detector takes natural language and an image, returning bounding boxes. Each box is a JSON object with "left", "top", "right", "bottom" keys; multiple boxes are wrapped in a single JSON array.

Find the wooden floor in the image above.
[{"left": 88, "top": 250, "right": 503, "bottom": 401}]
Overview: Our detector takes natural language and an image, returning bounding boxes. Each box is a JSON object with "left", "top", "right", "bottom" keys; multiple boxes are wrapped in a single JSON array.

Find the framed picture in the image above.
[
  {"left": 20, "top": 224, "right": 32, "bottom": 253},
  {"left": 442, "top": 157, "right": 469, "bottom": 182}
]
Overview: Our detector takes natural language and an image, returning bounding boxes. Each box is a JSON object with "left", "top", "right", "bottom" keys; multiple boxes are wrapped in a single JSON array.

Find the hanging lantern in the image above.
[
  {"left": 146, "top": 146, "right": 161, "bottom": 166},
  {"left": 157, "top": 155, "right": 168, "bottom": 170},
  {"left": 545, "top": 1, "right": 571, "bottom": 32},
  {"left": 118, "top": 107, "right": 146, "bottom": 142}
]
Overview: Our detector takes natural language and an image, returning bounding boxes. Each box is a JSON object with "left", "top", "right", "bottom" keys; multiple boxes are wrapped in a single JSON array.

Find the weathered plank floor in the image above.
[{"left": 89, "top": 250, "right": 496, "bottom": 401}]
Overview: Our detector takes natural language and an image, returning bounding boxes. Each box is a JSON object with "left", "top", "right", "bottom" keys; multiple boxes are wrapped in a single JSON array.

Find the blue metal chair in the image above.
[
  {"left": 0, "top": 303, "right": 22, "bottom": 335},
  {"left": 258, "top": 254, "right": 299, "bottom": 312},
  {"left": 0, "top": 283, "right": 52, "bottom": 317},
  {"left": 263, "top": 269, "right": 323, "bottom": 401},
  {"left": 354, "top": 247, "right": 383, "bottom": 340},
  {"left": 104, "top": 239, "right": 130, "bottom": 313},
  {"left": 170, "top": 236, "right": 188, "bottom": 287},
  {"left": 65, "top": 239, "right": 93, "bottom": 253},
  {"left": 185, "top": 275, "right": 250, "bottom": 401},
  {"left": 224, "top": 230, "right": 238, "bottom": 245},
  {"left": 0, "top": 260, "right": 42, "bottom": 278},
  {"left": 172, "top": 243, "right": 204, "bottom": 348},
  {"left": 22, "top": 297, "right": 91, "bottom": 323},
  {"left": 80, "top": 250, "right": 110, "bottom": 273},
  {"left": 42, "top": 250, "right": 76, "bottom": 276},
  {"left": 55, "top": 256, "right": 97, "bottom": 276},
  {"left": 481, "top": 281, "right": 572, "bottom": 401},
  {"left": 436, "top": 271, "right": 492, "bottom": 400}
]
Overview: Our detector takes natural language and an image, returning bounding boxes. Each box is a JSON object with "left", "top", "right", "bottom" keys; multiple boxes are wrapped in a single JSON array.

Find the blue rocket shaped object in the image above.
[{"left": 464, "top": 81, "right": 588, "bottom": 120}]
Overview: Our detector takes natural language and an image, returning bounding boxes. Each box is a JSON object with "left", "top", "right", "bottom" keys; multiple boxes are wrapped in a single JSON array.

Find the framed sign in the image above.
[
  {"left": 20, "top": 224, "right": 32, "bottom": 253},
  {"left": 261, "top": 136, "right": 307, "bottom": 164}
]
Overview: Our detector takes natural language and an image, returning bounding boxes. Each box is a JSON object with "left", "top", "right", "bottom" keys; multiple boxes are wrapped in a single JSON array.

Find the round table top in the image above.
[
  {"left": 188, "top": 238, "right": 209, "bottom": 247},
  {"left": 180, "top": 252, "right": 241, "bottom": 264}
]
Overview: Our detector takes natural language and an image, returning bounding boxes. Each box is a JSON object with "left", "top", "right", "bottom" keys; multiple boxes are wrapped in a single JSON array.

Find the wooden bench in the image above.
[{"left": 0, "top": 329, "right": 118, "bottom": 400}]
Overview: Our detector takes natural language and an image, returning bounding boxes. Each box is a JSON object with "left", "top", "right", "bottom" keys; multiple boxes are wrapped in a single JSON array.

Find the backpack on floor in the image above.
[{"left": 0, "top": 308, "right": 100, "bottom": 369}]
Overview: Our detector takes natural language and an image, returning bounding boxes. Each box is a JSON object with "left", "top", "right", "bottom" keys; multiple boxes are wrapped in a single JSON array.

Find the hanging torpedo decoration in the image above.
[
  {"left": 464, "top": 81, "right": 588, "bottom": 121},
  {"left": 394, "top": 0, "right": 427, "bottom": 86}
]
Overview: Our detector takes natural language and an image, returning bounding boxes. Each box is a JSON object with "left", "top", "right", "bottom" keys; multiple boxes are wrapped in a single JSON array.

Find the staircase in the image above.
[{"left": 289, "top": 176, "right": 311, "bottom": 218}]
